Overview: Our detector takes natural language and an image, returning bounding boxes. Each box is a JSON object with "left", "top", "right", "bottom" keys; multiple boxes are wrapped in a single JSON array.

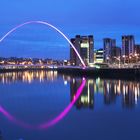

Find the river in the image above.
[{"left": 0, "top": 70, "right": 140, "bottom": 140}]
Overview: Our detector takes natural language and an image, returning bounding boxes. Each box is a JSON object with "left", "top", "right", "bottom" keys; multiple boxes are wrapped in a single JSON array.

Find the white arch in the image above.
[{"left": 0, "top": 21, "right": 86, "bottom": 68}]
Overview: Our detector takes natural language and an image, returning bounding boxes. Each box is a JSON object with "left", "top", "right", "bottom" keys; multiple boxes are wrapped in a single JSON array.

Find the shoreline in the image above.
[
  {"left": 0, "top": 67, "right": 140, "bottom": 81},
  {"left": 57, "top": 67, "right": 140, "bottom": 81}
]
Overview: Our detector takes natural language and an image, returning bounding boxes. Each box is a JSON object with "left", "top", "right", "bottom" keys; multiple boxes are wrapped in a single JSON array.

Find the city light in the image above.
[{"left": 0, "top": 21, "right": 86, "bottom": 68}]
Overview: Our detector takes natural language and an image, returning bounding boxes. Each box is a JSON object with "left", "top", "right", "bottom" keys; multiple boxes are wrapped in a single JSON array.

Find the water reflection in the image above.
[
  {"left": 70, "top": 78, "right": 94, "bottom": 109},
  {"left": 0, "top": 131, "right": 3, "bottom": 140},
  {"left": 0, "top": 71, "right": 140, "bottom": 109},
  {"left": 0, "top": 71, "right": 140, "bottom": 139},
  {"left": 0, "top": 71, "right": 58, "bottom": 83},
  {"left": 0, "top": 105, "right": 34, "bottom": 129},
  {"left": 0, "top": 72, "right": 86, "bottom": 130},
  {"left": 103, "top": 80, "right": 140, "bottom": 108},
  {"left": 71, "top": 78, "right": 140, "bottom": 109},
  {"left": 39, "top": 78, "right": 86, "bottom": 129}
]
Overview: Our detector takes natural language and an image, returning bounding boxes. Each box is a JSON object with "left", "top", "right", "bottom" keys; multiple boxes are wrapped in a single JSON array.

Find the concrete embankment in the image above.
[
  {"left": 57, "top": 68, "right": 140, "bottom": 80},
  {"left": 0, "top": 67, "right": 140, "bottom": 80}
]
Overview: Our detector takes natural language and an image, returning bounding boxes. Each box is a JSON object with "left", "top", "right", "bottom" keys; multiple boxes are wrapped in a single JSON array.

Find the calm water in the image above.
[{"left": 0, "top": 71, "right": 140, "bottom": 140}]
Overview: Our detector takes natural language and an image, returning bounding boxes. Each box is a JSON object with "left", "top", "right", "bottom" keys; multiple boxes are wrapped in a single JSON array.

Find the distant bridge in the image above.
[{"left": 0, "top": 21, "right": 86, "bottom": 68}]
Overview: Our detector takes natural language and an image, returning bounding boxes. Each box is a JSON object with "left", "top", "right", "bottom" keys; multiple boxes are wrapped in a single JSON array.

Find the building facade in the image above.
[
  {"left": 111, "top": 47, "right": 121, "bottom": 57},
  {"left": 135, "top": 44, "right": 140, "bottom": 55},
  {"left": 122, "top": 35, "right": 135, "bottom": 56},
  {"left": 94, "top": 48, "right": 104, "bottom": 63},
  {"left": 111, "top": 46, "right": 121, "bottom": 63},
  {"left": 70, "top": 35, "right": 94, "bottom": 66},
  {"left": 103, "top": 38, "right": 116, "bottom": 63}
]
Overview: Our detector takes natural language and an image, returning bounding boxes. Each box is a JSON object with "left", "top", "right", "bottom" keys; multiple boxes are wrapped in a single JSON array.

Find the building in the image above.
[
  {"left": 111, "top": 46, "right": 121, "bottom": 57},
  {"left": 122, "top": 35, "right": 135, "bottom": 56},
  {"left": 135, "top": 44, "right": 140, "bottom": 55},
  {"left": 70, "top": 35, "right": 94, "bottom": 66},
  {"left": 94, "top": 48, "right": 104, "bottom": 63},
  {"left": 111, "top": 46, "right": 121, "bottom": 63},
  {"left": 103, "top": 38, "right": 116, "bottom": 63}
]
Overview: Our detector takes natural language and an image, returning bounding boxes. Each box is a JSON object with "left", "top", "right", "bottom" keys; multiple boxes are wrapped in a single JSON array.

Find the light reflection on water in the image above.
[
  {"left": 0, "top": 71, "right": 140, "bottom": 108},
  {"left": 0, "top": 77, "right": 86, "bottom": 130},
  {"left": 0, "top": 71, "right": 140, "bottom": 140},
  {"left": 0, "top": 71, "right": 58, "bottom": 83}
]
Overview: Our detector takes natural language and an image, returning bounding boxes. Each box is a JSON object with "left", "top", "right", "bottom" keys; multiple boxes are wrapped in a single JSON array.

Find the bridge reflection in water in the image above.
[
  {"left": 0, "top": 131, "right": 3, "bottom": 140},
  {"left": 0, "top": 70, "right": 140, "bottom": 109},
  {"left": 0, "top": 72, "right": 86, "bottom": 129},
  {"left": 0, "top": 71, "right": 140, "bottom": 139}
]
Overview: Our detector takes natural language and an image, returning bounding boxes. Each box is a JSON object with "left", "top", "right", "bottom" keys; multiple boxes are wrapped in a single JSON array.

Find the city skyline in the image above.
[
  {"left": 1, "top": 1, "right": 140, "bottom": 140},
  {"left": 0, "top": 21, "right": 140, "bottom": 69},
  {"left": 0, "top": 31, "right": 140, "bottom": 68},
  {"left": 0, "top": 0, "right": 140, "bottom": 59},
  {"left": 0, "top": 26, "right": 140, "bottom": 60}
]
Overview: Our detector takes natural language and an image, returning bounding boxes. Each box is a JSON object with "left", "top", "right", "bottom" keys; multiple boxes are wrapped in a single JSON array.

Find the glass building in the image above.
[
  {"left": 122, "top": 35, "right": 135, "bottom": 56},
  {"left": 70, "top": 35, "right": 94, "bottom": 66}
]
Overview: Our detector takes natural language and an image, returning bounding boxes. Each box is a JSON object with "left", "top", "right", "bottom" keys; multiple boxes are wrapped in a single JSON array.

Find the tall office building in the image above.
[
  {"left": 111, "top": 47, "right": 121, "bottom": 57},
  {"left": 70, "top": 35, "right": 94, "bottom": 66},
  {"left": 103, "top": 38, "right": 116, "bottom": 62},
  {"left": 135, "top": 44, "right": 140, "bottom": 55},
  {"left": 122, "top": 35, "right": 135, "bottom": 56}
]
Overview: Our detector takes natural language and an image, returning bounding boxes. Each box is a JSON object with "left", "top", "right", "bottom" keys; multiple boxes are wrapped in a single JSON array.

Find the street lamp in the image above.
[
  {"left": 118, "top": 57, "right": 121, "bottom": 68},
  {"left": 135, "top": 53, "right": 138, "bottom": 63},
  {"left": 123, "top": 55, "right": 125, "bottom": 65},
  {"left": 114, "top": 56, "right": 121, "bottom": 68},
  {"left": 107, "top": 57, "right": 109, "bottom": 64},
  {"left": 129, "top": 56, "right": 132, "bottom": 64}
]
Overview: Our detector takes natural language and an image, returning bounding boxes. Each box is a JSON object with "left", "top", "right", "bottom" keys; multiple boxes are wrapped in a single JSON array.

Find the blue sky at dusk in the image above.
[{"left": 0, "top": 0, "right": 140, "bottom": 59}]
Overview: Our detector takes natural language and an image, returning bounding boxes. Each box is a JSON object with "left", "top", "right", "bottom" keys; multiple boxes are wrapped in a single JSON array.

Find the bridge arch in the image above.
[{"left": 0, "top": 21, "right": 86, "bottom": 68}]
